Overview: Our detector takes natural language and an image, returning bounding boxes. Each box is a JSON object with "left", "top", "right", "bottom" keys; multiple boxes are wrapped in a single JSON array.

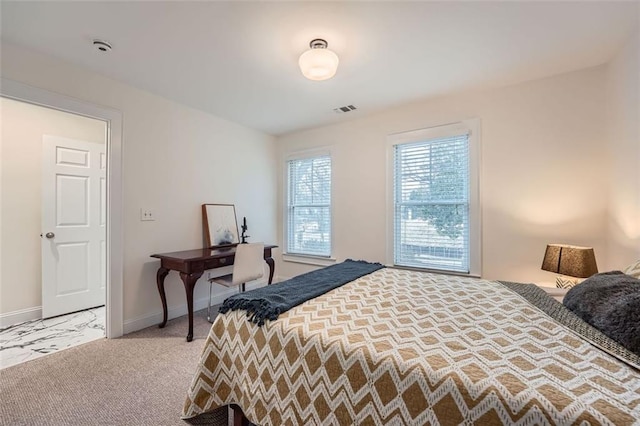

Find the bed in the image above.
[{"left": 182, "top": 266, "right": 640, "bottom": 425}]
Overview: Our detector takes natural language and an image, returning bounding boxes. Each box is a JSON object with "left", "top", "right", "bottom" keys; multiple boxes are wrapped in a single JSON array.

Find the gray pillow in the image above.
[{"left": 563, "top": 271, "right": 640, "bottom": 356}]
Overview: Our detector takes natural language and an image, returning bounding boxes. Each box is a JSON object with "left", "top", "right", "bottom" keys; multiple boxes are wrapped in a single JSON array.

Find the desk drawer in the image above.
[{"left": 204, "top": 255, "right": 234, "bottom": 270}]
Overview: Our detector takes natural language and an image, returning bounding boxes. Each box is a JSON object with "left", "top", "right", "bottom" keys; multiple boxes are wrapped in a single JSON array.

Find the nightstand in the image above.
[{"left": 536, "top": 283, "right": 568, "bottom": 303}]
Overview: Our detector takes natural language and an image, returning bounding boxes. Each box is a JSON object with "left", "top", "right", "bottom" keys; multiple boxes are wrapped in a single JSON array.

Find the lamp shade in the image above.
[
  {"left": 541, "top": 244, "right": 598, "bottom": 278},
  {"left": 299, "top": 39, "right": 339, "bottom": 81}
]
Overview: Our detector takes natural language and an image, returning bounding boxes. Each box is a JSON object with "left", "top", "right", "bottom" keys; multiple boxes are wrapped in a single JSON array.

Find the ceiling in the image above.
[{"left": 1, "top": 1, "right": 637, "bottom": 136}]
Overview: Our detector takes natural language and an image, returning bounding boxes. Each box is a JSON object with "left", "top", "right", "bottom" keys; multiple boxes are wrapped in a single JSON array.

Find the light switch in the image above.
[{"left": 140, "top": 208, "right": 155, "bottom": 221}]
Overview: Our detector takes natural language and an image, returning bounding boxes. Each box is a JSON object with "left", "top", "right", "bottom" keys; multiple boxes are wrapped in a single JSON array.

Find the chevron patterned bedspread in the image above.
[{"left": 182, "top": 268, "right": 640, "bottom": 425}]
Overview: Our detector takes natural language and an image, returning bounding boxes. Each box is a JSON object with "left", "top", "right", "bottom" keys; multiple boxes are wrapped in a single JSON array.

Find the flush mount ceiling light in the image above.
[{"left": 298, "top": 39, "right": 339, "bottom": 81}]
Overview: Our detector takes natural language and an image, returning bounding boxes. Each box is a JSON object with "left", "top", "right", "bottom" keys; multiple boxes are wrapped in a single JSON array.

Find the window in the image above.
[
  {"left": 286, "top": 154, "right": 332, "bottom": 257},
  {"left": 389, "top": 120, "right": 480, "bottom": 274}
]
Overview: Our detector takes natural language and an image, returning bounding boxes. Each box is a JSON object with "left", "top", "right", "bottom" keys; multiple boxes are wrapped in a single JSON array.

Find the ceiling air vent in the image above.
[{"left": 333, "top": 105, "right": 357, "bottom": 114}]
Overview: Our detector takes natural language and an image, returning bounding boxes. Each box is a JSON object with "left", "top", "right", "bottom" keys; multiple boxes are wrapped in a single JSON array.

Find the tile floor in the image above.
[{"left": 0, "top": 306, "right": 105, "bottom": 369}]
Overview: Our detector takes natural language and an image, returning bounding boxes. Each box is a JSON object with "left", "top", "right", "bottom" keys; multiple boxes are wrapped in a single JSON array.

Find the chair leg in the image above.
[{"left": 207, "top": 281, "right": 213, "bottom": 322}]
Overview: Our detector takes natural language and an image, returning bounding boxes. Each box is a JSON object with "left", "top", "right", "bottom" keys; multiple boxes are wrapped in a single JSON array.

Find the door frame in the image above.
[{"left": 1, "top": 78, "right": 123, "bottom": 338}]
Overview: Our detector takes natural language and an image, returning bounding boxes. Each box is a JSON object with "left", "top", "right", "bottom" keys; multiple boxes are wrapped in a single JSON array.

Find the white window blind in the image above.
[
  {"left": 287, "top": 155, "right": 331, "bottom": 256},
  {"left": 394, "top": 133, "right": 470, "bottom": 272}
]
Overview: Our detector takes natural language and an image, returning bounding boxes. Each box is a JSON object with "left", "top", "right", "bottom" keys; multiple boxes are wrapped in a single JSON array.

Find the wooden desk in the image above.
[{"left": 151, "top": 244, "right": 277, "bottom": 341}]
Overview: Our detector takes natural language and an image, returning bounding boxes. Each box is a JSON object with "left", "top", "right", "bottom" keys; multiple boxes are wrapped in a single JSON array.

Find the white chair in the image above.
[{"left": 207, "top": 242, "right": 265, "bottom": 322}]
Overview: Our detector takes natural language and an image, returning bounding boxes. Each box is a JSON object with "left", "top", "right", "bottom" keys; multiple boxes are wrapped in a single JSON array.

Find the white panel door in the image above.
[{"left": 42, "top": 135, "right": 106, "bottom": 318}]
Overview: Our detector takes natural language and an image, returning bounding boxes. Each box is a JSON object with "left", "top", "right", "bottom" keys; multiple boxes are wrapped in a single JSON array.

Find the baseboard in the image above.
[
  {"left": 122, "top": 279, "right": 272, "bottom": 335},
  {"left": 0, "top": 306, "right": 42, "bottom": 328},
  {"left": 0, "top": 276, "right": 284, "bottom": 333}
]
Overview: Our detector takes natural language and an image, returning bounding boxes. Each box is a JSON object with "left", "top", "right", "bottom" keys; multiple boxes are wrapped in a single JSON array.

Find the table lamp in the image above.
[{"left": 541, "top": 244, "right": 598, "bottom": 288}]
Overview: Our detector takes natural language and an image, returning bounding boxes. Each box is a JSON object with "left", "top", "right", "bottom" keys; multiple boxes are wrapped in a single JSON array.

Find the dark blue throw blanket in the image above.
[{"left": 219, "top": 259, "right": 384, "bottom": 326}]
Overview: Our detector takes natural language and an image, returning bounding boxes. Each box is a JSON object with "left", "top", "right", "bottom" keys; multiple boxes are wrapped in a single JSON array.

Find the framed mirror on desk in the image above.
[{"left": 202, "top": 203, "right": 240, "bottom": 247}]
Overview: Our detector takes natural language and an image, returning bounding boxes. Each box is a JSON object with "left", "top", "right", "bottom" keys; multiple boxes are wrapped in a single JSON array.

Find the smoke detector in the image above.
[
  {"left": 333, "top": 105, "right": 357, "bottom": 113},
  {"left": 93, "top": 39, "right": 112, "bottom": 53}
]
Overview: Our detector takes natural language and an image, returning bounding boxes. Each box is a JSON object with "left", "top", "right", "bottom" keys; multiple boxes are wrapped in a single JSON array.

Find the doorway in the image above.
[
  {"left": 0, "top": 78, "right": 123, "bottom": 342},
  {"left": 0, "top": 99, "right": 107, "bottom": 367}
]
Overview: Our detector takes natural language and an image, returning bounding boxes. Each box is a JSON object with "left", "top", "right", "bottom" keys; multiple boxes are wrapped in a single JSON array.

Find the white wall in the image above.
[
  {"left": 0, "top": 98, "right": 106, "bottom": 316},
  {"left": 277, "top": 66, "right": 609, "bottom": 284},
  {"left": 605, "top": 30, "right": 640, "bottom": 268},
  {"left": 0, "top": 42, "right": 278, "bottom": 330}
]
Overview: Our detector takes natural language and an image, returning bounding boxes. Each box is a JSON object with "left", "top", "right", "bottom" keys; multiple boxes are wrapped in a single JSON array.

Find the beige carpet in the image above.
[{"left": 0, "top": 307, "right": 227, "bottom": 426}]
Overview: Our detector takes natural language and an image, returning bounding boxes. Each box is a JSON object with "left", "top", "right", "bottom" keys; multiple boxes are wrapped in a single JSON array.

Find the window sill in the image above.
[
  {"left": 388, "top": 264, "right": 481, "bottom": 279},
  {"left": 283, "top": 254, "right": 337, "bottom": 267}
]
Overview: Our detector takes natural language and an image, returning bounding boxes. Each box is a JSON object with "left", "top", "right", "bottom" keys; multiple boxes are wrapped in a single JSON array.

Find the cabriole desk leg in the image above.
[
  {"left": 179, "top": 271, "right": 203, "bottom": 342},
  {"left": 156, "top": 267, "right": 170, "bottom": 328},
  {"left": 266, "top": 257, "right": 275, "bottom": 284}
]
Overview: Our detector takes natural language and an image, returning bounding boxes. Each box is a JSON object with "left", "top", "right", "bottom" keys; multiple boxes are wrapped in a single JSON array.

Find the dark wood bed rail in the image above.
[{"left": 230, "top": 404, "right": 249, "bottom": 426}]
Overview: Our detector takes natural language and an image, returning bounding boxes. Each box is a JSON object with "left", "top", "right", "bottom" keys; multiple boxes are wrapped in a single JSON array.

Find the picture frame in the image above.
[{"left": 202, "top": 204, "right": 240, "bottom": 247}]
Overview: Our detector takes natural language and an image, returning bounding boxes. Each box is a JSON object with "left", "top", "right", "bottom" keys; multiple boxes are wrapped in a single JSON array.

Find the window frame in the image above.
[
  {"left": 283, "top": 148, "right": 334, "bottom": 263},
  {"left": 386, "top": 119, "right": 482, "bottom": 276}
]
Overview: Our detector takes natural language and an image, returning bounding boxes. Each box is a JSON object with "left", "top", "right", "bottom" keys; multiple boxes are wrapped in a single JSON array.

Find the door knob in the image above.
[{"left": 45, "top": 232, "right": 55, "bottom": 239}]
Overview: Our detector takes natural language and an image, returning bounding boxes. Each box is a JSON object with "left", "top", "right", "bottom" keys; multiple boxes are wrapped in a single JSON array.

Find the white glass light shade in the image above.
[{"left": 298, "top": 46, "right": 339, "bottom": 81}]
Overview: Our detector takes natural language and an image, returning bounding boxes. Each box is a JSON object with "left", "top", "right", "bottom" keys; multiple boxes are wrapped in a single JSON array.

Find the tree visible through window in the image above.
[
  {"left": 394, "top": 133, "right": 471, "bottom": 272},
  {"left": 287, "top": 155, "right": 331, "bottom": 256}
]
